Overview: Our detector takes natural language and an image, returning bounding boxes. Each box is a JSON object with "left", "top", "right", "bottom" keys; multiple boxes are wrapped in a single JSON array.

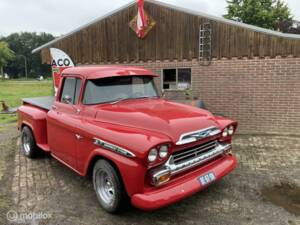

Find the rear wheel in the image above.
[
  {"left": 21, "top": 126, "right": 39, "bottom": 158},
  {"left": 93, "top": 159, "right": 127, "bottom": 213}
]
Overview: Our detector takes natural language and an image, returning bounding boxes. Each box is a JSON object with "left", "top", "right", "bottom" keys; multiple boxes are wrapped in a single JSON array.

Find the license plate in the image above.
[{"left": 199, "top": 172, "right": 216, "bottom": 186}]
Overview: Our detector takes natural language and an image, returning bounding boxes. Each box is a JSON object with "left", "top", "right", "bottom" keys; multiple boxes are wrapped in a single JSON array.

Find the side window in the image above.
[
  {"left": 74, "top": 79, "right": 82, "bottom": 104},
  {"left": 60, "top": 77, "right": 82, "bottom": 104}
]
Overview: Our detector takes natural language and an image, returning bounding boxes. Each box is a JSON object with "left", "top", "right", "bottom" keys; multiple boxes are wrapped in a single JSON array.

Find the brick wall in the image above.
[{"left": 112, "top": 56, "right": 300, "bottom": 134}]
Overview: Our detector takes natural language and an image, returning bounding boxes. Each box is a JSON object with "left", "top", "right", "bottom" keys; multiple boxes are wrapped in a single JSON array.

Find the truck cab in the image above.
[{"left": 18, "top": 66, "right": 237, "bottom": 213}]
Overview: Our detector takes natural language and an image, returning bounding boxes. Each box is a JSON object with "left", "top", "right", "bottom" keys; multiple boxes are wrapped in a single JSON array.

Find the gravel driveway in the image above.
[{"left": 0, "top": 124, "right": 299, "bottom": 225}]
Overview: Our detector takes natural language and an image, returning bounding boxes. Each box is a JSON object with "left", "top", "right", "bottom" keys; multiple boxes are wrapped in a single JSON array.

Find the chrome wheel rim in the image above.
[
  {"left": 22, "top": 132, "right": 31, "bottom": 154},
  {"left": 95, "top": 171, "right": 115, "bottom": 205}
]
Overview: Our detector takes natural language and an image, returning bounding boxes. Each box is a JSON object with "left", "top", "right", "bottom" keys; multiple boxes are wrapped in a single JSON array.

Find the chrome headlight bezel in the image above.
[
  {"left": 228, "top": 125, "right": 234, "bottom": 135},
  {"left": 222, "top": 125, "right": 235, "bottom": 137},
  {"left": 148, "top": 148, "right": 158, "bottom": 162},
  {"left": 159, "top": 145, "right": 169, "bottom": 159},
  {"left": 222, "top": 128, "right": 229, "bottom": 137}
]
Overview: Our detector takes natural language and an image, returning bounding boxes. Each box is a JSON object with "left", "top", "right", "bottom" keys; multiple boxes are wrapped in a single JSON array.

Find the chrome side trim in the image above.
[
  {"left": 93, "top": 138, "right": 136, "bottom": 158},
  {"left": 75, "top": 134, "right": 83, "bottom": 140},
  {"left": 176, "top": 126, "right": 221, "bottom": 145}
]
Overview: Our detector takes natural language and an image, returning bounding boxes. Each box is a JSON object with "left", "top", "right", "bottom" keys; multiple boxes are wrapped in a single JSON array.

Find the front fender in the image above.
[
  {"left": 213, "top": 116, "right": 238, "bottom": 142},
  {"left": 84, "top": 148, "right": 147, "bottom": 196},
  {"left": 214, "top": 116, "right": 238, "bottom": 130},
  {"left": 82, "top": 119, "right": 172, "bottom": 158}
]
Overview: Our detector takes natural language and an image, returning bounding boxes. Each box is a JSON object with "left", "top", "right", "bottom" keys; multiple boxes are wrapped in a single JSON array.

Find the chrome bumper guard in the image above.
[{"left": 150, "top": 143, "right": 231, "bottom": 186}]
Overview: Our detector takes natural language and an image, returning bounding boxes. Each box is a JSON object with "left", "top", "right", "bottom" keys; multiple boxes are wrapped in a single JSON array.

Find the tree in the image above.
[
  {"left": 278, "top": 20, "right": 300, "bottom": 34},
  {"left": 224, "top": 0, "right": 293, "bottom": 31},
  {"left": 0, "top": 41, "right": 15, "bottom": 79},
  {"left": 0, "top": 32, "right": 54, "bottom": 79}
]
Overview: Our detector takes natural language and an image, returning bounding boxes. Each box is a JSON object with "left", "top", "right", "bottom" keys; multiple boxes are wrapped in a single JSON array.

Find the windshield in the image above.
[{"left": 83, "top": 76, "right": 159, "bottom": 105}]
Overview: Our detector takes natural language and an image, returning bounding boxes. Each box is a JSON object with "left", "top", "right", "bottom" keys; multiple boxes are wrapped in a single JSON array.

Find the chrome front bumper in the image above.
[{"left": 150, "top": 143, "right": 232, "bottom": 186}]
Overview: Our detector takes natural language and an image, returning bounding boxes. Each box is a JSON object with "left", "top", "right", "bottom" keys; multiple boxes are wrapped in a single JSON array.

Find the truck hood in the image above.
[{"left": 94, "top": 99, "right": 219, "bottom": 143}]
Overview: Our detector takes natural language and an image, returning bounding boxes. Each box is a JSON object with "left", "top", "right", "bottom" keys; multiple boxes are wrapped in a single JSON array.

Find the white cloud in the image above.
[{"left": 0, "top": 0, "right": 299, "bottom": 36}]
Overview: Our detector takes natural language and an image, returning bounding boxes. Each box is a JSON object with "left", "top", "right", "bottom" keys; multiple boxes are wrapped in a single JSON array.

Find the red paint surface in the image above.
[
  {"left": 132, "top": 155, "right": 237, "bottom": 210},
  {"left": 18, "top": 66, "right": 238, "bottom": 210}
]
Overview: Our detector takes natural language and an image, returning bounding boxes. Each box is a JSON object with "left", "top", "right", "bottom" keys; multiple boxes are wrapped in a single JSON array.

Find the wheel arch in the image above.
[
  {"left": 86, "top": 153, "right": 130, "bottom": 197},
  {"left": 84, "top": 149, "right": 146, "bottom": 197},
  {"left": 86, "top": 154, "right": 120, "bottom": 179},
  {"left": 20, "top": 122, "right": 36, "bottom": 141},
  {"left": 21, "top": 122, "right": 34, "bottom": 131}
]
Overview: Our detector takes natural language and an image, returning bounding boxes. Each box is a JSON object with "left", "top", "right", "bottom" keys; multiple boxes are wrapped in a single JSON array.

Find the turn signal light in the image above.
[
  {"left": 151, "top": 170, "right": 171, "bottom": 186},
  {"left": 224, "top": 147, "right": 232, "bottom": 155},
  {"left": 158, "top": 173, "right": 171, "bottom": 184}
]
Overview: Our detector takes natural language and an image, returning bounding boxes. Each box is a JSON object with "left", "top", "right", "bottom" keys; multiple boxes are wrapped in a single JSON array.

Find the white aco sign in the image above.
[
  {"left": 50, "top": 48, "right": 75, "bottom": 95},
  {"left": 50, "top": 48, "right": 74, "bottom": 68}
]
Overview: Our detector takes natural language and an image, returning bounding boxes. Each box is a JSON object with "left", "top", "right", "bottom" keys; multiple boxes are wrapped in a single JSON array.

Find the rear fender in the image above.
[{"left": 18, "top": 105, "right": 48, "bottom": 147}]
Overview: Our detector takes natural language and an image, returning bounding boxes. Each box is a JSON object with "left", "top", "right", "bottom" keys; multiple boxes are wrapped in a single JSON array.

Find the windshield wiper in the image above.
[
  {"left": 134, "top": 96, "right": 159, "bottom": 100},
  {"left": 109, "top": 96, "right": 159, "bottom": 105},
  {"left": 109, "top": 97, "right": 130, "bottom": 105}
]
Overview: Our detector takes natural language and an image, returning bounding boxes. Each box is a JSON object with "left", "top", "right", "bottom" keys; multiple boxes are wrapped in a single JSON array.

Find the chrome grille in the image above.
[
  {"left": 173, "top": 140, "right": 218, "bottom": 165},
  {"left": 150, "top": 142, "right": 231, "bottom": 182}
]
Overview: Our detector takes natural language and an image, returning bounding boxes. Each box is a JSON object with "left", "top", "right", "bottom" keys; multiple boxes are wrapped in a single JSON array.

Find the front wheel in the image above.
[
  {"left": 21, "top": 126, "right": 39, "bottom": 158},
  {"left": 93, "top": 160, "right": 127, "bottom": 213}
]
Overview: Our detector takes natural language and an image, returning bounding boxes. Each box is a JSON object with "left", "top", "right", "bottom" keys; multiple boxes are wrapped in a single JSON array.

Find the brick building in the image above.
[{"left": 33, "top": 0, "right": 300, "bottom": 134}]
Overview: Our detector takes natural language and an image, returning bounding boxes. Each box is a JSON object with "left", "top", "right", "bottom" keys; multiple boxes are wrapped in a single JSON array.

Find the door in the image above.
[{"left": 47, "top": 77, "right": 82, "bottom": 170}]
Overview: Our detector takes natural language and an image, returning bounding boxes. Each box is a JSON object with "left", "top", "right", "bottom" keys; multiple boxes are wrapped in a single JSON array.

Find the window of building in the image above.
[{"left": 162, "top": 68, "right": 191, "bottom": 90}]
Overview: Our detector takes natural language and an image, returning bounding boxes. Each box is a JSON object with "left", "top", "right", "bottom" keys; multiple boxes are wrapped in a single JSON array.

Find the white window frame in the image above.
[{"left": 161, "top": 68, "right": 192, "bottom": 91}]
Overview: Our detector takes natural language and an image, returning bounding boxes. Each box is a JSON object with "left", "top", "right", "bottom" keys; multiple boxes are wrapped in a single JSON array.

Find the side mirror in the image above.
[{"left": 62, "top": 95, "right": 72, "bottom": 104}]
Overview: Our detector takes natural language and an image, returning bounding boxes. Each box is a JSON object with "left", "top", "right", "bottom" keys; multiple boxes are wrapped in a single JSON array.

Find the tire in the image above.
[
  {"left": 93, "top": 159, "right": 127, "bottom": 213},
  {"left": 21, "top": 126, "right": 39, "bottom": 158}
]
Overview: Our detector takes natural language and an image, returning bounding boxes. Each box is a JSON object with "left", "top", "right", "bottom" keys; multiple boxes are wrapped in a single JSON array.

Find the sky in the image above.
[{"left": 0, "top": 0, "right": 299, "bottom": 37}]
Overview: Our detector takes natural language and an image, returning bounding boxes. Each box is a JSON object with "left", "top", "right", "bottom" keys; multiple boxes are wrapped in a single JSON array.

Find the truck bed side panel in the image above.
[{"left": 18, "top": 105, "right": 49, "bottom": 152}]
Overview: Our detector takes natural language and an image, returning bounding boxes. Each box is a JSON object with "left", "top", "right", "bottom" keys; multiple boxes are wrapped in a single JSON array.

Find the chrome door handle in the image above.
[{"left": 75, "top": 134, "right": 83, "bottom": 140}]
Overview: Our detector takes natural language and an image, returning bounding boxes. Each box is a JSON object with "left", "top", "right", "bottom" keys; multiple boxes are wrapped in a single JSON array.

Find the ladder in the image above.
[{"left": 199, "top": 22, "right": 212, "bottom": 66}]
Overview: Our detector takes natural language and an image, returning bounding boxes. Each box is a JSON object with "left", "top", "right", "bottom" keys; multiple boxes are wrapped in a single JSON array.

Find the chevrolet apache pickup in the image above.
[{"left": 18, "top": 66, "right": 237, "bottom": 213}]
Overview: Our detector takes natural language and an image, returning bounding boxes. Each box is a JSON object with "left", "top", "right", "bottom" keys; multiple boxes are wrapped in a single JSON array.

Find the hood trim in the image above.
[{"left": 176, "top": 126, "right": 221, "bottom": 145}]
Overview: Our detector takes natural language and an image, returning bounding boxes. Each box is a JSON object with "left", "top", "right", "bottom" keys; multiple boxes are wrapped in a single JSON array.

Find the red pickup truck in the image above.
[{"left": 18, "top": 66, "right": 237, "bottom": 213}]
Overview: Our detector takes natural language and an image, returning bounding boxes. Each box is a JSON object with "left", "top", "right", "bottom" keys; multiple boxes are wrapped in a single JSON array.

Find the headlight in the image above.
[
  {"left": 159, "top": 145, "right": 169, "bottom": 158},
  {"left": 228, "top": 125, "right": 234, "bottom": 135},
  {"left": 148, "top": 148, "right": 158, "bottom": 162},
  {"left": 222, "top": 128, "right": 228, "bottom": 137}
]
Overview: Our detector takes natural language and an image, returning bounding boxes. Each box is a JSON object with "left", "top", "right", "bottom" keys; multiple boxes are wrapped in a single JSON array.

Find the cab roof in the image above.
[{"left": 62, "top": 66, "right": 157, "bottom": 79}]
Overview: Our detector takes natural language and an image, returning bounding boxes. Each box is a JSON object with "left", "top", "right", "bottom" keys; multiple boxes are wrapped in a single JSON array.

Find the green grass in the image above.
[{"left": 0, "top": 80, "right": 53, "bottom": 124}]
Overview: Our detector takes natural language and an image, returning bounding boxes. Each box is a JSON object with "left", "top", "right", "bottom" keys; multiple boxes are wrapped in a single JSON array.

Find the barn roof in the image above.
[{"left": 32, "top": 0, "right": 300, "bottom": 54}]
